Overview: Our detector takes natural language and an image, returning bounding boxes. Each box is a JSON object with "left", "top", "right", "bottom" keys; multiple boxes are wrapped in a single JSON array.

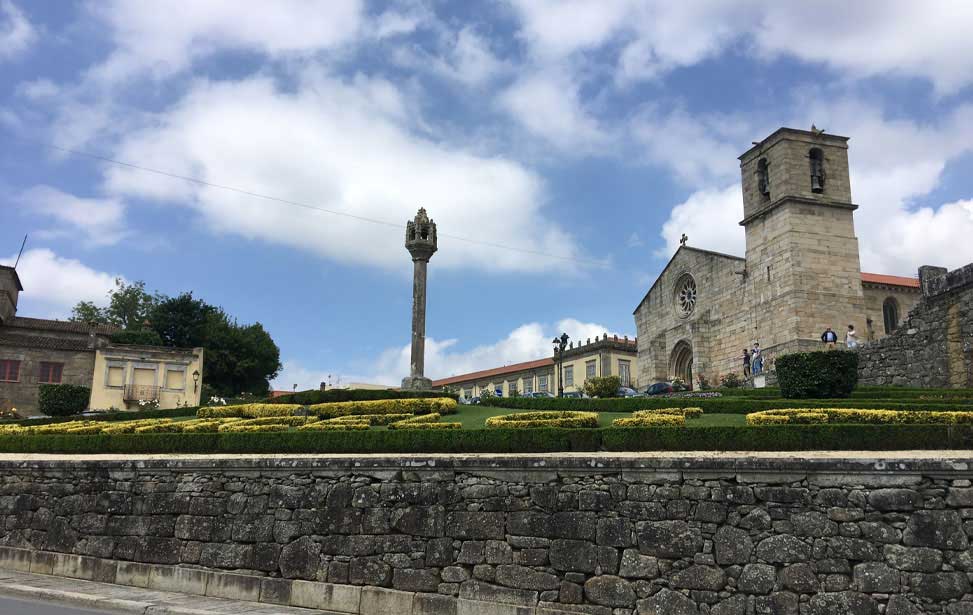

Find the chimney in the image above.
[{"left": 0, "top": 266, "right": 23, "bottom": 326}]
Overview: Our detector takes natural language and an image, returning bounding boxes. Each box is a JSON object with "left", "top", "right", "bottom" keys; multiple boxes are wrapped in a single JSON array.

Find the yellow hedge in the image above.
[
  {"left": 197, "top": 404, "right": 300, "bottom": 419},
  {"left": 217, "top": 422, "right": 289, "bottom": 433},
  {"left": 326, "top": 413, "right": 413, "bottom": 426},
  {"left": 309, "top": 398, "right": 457, "bottom": 418},
  {"left": 634, "top": 407, "right": 703, "bottom": 419},
  {"left": 296, "top": 421, "right": 369, "bottom": 431},
  {"left": 486, "top": 411, "right": 598, "bottom": 429},
  {"left": 613, "top": 414, "right": 685, "bottom": 427},
  {"left": 747, "top": 408, "right": 973, "bottom": 425},
  {"left": 388, "top": 413, "right": 461, "bottom": 430}
]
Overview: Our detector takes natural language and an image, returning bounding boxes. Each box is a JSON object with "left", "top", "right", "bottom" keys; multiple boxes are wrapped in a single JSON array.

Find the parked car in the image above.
[
  {"left": 458, "top": 397, "right": 473, "bottom": 405},
  {"left": 562, "top": 391, "right": 584, "bottom": 399},
  {"left": 617, "top": 387, "right": 639, "bottom": 397},
  {"left": 530, "top": 391, "right": 556, "bottom": 398},
  {"left": 642, "top": 382, "right": 674, "bottom": 396}
]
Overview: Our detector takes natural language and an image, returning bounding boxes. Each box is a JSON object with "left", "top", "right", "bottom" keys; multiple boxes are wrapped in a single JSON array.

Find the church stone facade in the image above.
[{"left": 634, "top": 127, "right": 921, "bottom": 387}]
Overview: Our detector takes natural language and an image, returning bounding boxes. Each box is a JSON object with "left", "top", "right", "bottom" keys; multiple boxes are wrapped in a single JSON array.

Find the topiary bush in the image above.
[
  {"left": 776, "top": 351, "right": 859, "bottom": 399},
  {"left": 486, "top": 411, "right": 599, "bottom": 429},
  {"left": 38, "top": 384, "right": 91, "bottom": 417},
  {"left": 582, "top": 376, "right": 621, "bottom": 398}
]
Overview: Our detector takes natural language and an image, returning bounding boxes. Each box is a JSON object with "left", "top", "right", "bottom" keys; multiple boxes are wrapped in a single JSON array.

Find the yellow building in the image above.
[
  {"left": 432, "top": 334, "right": 638, "bottom": 397},
  {"left": 89, "top": 344, "right": 204, "bottom": 410}
]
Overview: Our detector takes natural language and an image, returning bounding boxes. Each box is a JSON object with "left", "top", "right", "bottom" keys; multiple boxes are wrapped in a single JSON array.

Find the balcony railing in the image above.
[{"left": 123, "top": 384, "right": 161, "bottom": 402}]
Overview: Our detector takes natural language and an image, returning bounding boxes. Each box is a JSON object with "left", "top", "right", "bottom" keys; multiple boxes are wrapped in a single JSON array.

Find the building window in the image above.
[
  {"left": 507, "top": 381, "right": 518, "bottom": 396},
  {"left": 674, "top": 273, "right": 697, "bottom": 317},
  {"left": 585, "top": 360, "right": 596, "bottom": 380},
  {"left": 463, "top": 388, "right": 472, "bottom": 399},
  {"left": 539, "top": 375, "right": 549, "bottom": 392},
  {"left": 756, "top": 157, "right": 770, "bottom": 198},
  {"left": 38, "top": 362, "right": 63, "bottom": 384},
  {"left": 106, "top": 364, "right": 125, "bottom": 388},
  {"left": 133, "top": 366, "right": 157, "bottom": 386},
  {"left": 523, "top": 377, "right": 534, "bottom": 394},
  {"left": 809, "top": 147, "right": 825, "bottom": 192},
  {"left": 164, "top": 366, "right": 186, "bottom": 390},
  {"left": 0, "top": 360, "right": 20, "bottom": 382},
  {"left": 618, "top": 360, "right": 631, "bottom": 387},
  {"left": 883, "top": 297, "right": 900, "bottom": 335},
  {"left": 564, "top": 365, "right": 574, "bottom": 387}
]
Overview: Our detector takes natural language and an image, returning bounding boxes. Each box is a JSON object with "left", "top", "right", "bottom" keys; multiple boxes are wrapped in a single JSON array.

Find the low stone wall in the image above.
[
  {"left": 859, "top": 262, "right": 973, "bottom": 388},
  {"left": 1, "top": 454, "right": 972, "bottom": 615}
]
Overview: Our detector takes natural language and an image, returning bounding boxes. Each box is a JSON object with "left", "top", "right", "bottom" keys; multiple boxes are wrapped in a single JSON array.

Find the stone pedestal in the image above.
[{"left": 400, "top": 376, "right": 433, "bottom": 391}]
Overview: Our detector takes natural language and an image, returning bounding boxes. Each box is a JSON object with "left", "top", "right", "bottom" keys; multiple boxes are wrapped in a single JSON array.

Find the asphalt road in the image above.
[{"left": 0, "top": 596, "right": 116, "bottom": 614}]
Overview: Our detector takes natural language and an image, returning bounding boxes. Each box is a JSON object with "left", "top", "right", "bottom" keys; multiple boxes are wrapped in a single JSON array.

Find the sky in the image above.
[{"left": 2, "top": 1, "right": 973, "bottom": 390}]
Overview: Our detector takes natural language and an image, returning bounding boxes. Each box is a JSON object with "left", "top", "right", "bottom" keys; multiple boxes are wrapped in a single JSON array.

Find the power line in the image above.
[{"left": 23, "top": 137, "right": 609, "bottom": 267}]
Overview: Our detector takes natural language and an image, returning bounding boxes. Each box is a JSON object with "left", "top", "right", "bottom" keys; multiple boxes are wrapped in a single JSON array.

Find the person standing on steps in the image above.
[
  {"left": 846, "top": 324, "right": 859, "bottom": 349},
  {"left": 821, "top": 327, "right": 838, "bottom": 349},
  {"left": 751, "top": 342, "right": 763, "bottom": 376},
  {"left": 742, "top": 349, "right": 751, "bottom": 379}
]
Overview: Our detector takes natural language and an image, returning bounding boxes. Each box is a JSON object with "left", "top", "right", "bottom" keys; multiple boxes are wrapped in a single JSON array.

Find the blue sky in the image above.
[{"left": 2, "top": 1, "right": 973, "bottom": 388}]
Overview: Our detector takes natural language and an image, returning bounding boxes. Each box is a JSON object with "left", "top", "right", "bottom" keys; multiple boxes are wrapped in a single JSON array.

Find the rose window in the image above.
[{"left": 675, "top": 275, "right": 697, "bottom": 317}]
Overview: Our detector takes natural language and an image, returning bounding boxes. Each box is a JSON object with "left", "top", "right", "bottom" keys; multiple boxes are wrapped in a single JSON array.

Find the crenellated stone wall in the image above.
[
  {"left": 1, "top": 454, "right": 973, "bottom": 615},
  {"left": 859, "top": 262, "right": 973, "bottom": 388}
]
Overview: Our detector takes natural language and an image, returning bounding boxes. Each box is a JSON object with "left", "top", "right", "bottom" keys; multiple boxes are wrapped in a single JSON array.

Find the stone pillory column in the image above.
[{"left": 401, "top": 207, "right": 437, "bottom": 390}]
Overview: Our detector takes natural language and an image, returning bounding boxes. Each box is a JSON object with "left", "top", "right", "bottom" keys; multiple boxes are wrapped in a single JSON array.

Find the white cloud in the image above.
[
  {"left": 399, "top": 27, "right": 509, "bottom": 87},
  {"left": 103, "top": 72, "right": 584, "bottom": 272},
  {"left": 659, "top": 185, "right": 744, "bottom": 257},
  {"left": 274, "top": 318, "right": 632, "bottom": 389},
  {"left": 21, "top": 185, "right": 128, "bottom": 247},
  {"left": 1, "top": 249, "right": 120, "bottom": 317},
  {"left": 626, "top": 233, "right": 643, "bottom": 248},
  {"left": 0, "top": 0, "right": 35, "bottom": 59},
  {"left": 497, "top": 69, "right": 608, "bottom": 152},
  {"left": 85, "top": 0, "right": 364, "bottom": 83}
]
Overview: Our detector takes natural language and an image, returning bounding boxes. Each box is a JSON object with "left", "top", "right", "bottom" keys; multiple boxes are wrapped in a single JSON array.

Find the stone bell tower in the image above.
[
  {"left": 401, "top": 208, "right": 438, "bottom": 390},
  {"left": 738, "top": 127, "right": 865, "bottom": 355}
]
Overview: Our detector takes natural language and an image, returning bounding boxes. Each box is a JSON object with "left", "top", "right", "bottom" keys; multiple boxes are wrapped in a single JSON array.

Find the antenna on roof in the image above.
[{"left": 13, "top": 234, "right": 27, "bottom": 269}]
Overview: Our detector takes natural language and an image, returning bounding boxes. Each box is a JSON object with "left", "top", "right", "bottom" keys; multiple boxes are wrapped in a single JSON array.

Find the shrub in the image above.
[
  {"left": 479, "top": 390, "right": 497, "bottom": 405},
  {"left": 110, "top": 329, "right": 164, "bottom": 346},
  {"left": 38, "top": 384, "right": 91, "bottom": 417},
  {"left": 777, "top": 351, "right": 858, "bottom": 398},
  {"left": 583, "top": 376, "right": 621, "bottom": 398},
  {"left": 197, "top": 404, "right": 299, "bottom": 419},
  {"left": 218, "top": 422, "right": 289, "bottom": 433},
  {"left": 268, "top": 388, "right": 457, "bottom": 405},
  {"left": 296, "top": 421, "right": 370, "bottom": 431},
  {"left": 613, "top": 414, "right": 685, "bottom": 427},
  {"left": 719, "top": 373, "right": 743, "bottom": 389},
  {"left": 485, "top": 411, "right": 599, "bottom": 429},
  {"left": 746, "top": 408, "right": 973, "bottom": 425},
  {"left": 388, "top": 413, "right": 461, "bottom": 430},
  {"left": 309, "top": 398, "right": 457, "bottom": 418},
  {"left": 635, "top": 407, "right": 703, "bottom": 419}
]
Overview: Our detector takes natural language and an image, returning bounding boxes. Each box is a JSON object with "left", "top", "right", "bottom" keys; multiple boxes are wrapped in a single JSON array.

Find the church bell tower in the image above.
[{"left": 738, "top": 127, "right": 865, "bottom": 354}]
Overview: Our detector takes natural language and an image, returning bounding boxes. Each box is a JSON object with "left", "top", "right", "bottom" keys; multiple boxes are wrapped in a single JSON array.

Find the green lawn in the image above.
[{"left": 455, "top": 406, "right": 746, "bottom": 429}]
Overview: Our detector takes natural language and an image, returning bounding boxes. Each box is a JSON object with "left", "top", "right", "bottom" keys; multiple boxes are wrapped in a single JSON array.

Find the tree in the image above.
[
  {"left": 582, "top": 376, "right": 621, "bottom": 398},
  {"left": 202, "top": 311, "right": 281, "bottom": 395},
  {"left": 150, "top": 293, "right": 214, "bottom": 347},
  {"left": 69, "top": 278, "right": 160, "bottom": 329}
]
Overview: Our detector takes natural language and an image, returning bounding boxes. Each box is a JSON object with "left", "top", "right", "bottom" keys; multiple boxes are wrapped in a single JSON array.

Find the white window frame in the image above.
[
  {"left": 539, "top": 374, "right": 549, "bottom": 392},
  {"left": 618, "top": 360, "right": 631, "bottom": 387},
  {"left": 564, "top": 365, "right": 574, "bottom": 387},
  {"left": 585, "top": 360, "right": 596, "bottom": 380},
  {"left": 523, "top": 377, "right": 534, "bottom": 394}
]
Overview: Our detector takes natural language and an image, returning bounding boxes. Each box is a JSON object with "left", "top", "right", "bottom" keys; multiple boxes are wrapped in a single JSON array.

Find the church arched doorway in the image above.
[{"left": 670, "top": 340, "right": 693, "bottom": 388}]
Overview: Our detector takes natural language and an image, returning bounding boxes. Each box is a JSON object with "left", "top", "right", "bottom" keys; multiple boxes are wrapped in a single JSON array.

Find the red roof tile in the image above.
[
  {"left": 861, "top": 272, "right": 920, "bottom": 288},
  {"left": 432, "top": 357, "right": 554, "bottom": 387}
]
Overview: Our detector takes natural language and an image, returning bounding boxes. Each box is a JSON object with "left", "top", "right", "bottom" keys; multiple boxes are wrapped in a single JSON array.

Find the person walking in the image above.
[
  {"left": 751, "top": 342, "right": 763, "bottom": 375},
  {"left": 742, "top": 349, "right": 751, "bottom": 378},
  {"left": 846, "top": 324, "right": 859, "bottom": 349},
  {"left": 821, "top": 327, "right": 838, "bottom": 349}
]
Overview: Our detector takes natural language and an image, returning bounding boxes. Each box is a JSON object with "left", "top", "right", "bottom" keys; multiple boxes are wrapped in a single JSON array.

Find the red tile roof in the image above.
[
  {"left": 861, "top": 272, "right": 920, "bottom": 288},
  {"left": 432, "top": 357, "right": 554, "bottom": 387}
]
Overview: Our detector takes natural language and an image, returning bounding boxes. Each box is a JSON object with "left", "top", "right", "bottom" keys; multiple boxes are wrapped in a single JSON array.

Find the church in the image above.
[{"left": 633, "top": 127, "right": 923, "bottom": 388}]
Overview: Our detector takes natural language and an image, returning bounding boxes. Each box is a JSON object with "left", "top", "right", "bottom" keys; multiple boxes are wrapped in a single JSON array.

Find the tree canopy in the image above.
[{"left": 70, "top": 281, "right": 281, "bottom": 396}]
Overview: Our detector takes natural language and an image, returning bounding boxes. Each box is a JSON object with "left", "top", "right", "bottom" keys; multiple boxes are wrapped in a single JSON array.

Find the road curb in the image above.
[{"left": 0, "top": 582, "right": 153, "bottom": 613}]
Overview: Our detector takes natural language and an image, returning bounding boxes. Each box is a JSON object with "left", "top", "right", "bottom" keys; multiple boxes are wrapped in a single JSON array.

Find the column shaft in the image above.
[{"left": 410, "top": 259, "right": 428, "bottom": 378}]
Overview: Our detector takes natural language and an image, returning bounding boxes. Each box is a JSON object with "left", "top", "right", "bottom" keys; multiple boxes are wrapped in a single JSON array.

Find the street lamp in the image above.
[
  {"left": 192, "top": 370, "right": 200, "bottom": 392},
  {"left": 552, "top": 333, "right": 569, "bottom": 398}
]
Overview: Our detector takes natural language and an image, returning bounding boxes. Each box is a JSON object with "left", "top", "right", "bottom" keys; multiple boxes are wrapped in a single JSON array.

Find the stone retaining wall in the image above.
[
  {"left": 858, "top": 262, "right": 973, "bottom": 388},
  {"left": 1, "top": 454, "right": 972, "bottom": 614}
]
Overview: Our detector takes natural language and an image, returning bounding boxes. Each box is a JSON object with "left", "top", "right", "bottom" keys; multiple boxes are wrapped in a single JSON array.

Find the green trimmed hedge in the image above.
[
  {"left": 110, "top": 329, "right": 164, "bottom": 346},
  {"left": 777, "top": 351, "right": 858, "bottom": 398},
  {"left": 487, "top": 396, "right": 973, "bottom": 414},
  {"left": 37, "top": 384, "right": 91, "bottom": 417},
  {"left": 267, "top": 389, "right": 457, "bottom": 405},
  {"left": 0, "top": 424, "right": 969, "bottom": 454}
]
